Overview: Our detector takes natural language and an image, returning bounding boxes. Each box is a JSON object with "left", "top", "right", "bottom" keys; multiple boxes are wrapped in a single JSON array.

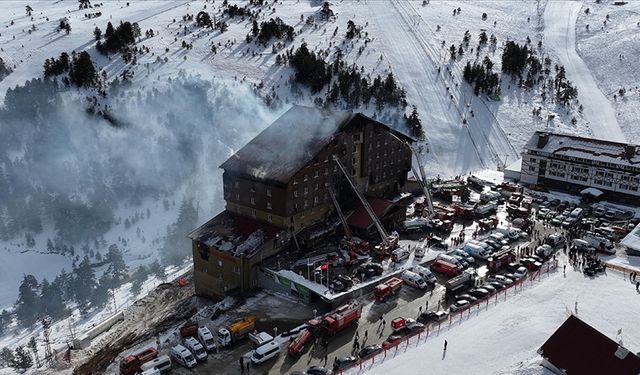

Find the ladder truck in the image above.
[
  {"left": 328, "top": 187, "right": 370, "bottom": 263},
  {"left": 332, "top": 156, "right": 398, "bottom": 260}
]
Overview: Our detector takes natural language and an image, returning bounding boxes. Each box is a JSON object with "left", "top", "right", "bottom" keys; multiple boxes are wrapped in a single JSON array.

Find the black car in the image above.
[
  {"left": 333, "top": 356, "right": 358, "bottom": 371},
  {"left": 306, "top": 366, "right": 331, "bottom": 375},
  {"left": 417, "top": 311, "right": 448, "bottom": 324},
  {"left": 358, "top": 344, "right": 383, "bottom": 359},
  {"left": 337, "top": 275, "right": 354, "bottom": 288},
  {"left": 507, "top": 262, "right": 522, "bottom": 272},
  {"left": 455, "top": 293, "right": 478, "bottom": 303},
  {"left": 484, "top": 240, "right": 501, "bottom": 250},
  {"left": 468, "top": 288, "right": 490, "bottom": 299},
  {"left": 329, "top": 280, "right": 345, "bottom": 292},
  {"left": 487, "top": 281, "right": 505, "bottom": 290}
]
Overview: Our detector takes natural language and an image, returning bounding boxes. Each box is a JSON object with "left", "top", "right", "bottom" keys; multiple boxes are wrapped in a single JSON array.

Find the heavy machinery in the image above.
[
  {"left": 333, "top": 156, "right": 398, "bottom": 259},
  {"left": 120, "top": 347, "right": 158, "bottom": 375},
  {"left": 217, "top": 316, "right": 258, "bottom": 347},
  {"left": 329, "top": 187, "right": 371, "bottom": 263}
]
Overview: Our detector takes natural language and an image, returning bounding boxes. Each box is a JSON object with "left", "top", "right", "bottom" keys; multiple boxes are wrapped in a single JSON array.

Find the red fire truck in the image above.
[{"left": 374, "top": 277, "right": 403, "bottom": 301}]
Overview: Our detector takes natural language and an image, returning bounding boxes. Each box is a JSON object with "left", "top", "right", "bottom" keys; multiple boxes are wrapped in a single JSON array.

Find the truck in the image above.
[
  {"left": 249, "top": 331, "right": 274, "bottom": 348},
  {"left": 430, "top": 260, "right": 461, "bottom": 277},
  {"left": 487, "top": 248, "right": 515, "bottom": 272},
  {"left": 120, "top": 347, "right": 159, "bottom": 375},
  {"left": 475, "top": 202, "right": 497, "bottom": 216},
  {"left": 217, "top": 316, "right": 258, "bottom": 347},
  {"left": 287, "top": 328, "right": 313, "bottom": 356},
  {"left": 179, "top": 322, "right": 199, "bottom": 338},
  {"left": 374, "top": 277, "right": 403, "bottom": 301},
  {"left": 444, "top": 271, "right": 473, "bottom": 294},
  {"left": 309, "top": 301, "right": 362, "bottom": 335}
]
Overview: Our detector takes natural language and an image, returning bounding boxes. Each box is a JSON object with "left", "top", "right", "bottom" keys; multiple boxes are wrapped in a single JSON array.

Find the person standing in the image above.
[
  {"left": 239, "top": 357, "right": 245, "bottom": 373},
  {"left": 636, "top": 281, "right": 639, "bottom": 292},
  {"left": 444, "top": 340, "right": 448, "bottom": 351}
]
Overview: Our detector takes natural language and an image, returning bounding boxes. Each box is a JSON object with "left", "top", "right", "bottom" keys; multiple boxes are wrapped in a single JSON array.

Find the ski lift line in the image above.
[
  {"left": 332, "top": 156, "right": 390, "bottom": 243},
  {"left": 328, "top": 186, "right": 352, "bottom": 239},
  {"left": 389, "top": 0, "right": 488, "bottom": 169},
  {"left": 401, "top": 0, "right": 518, "bottom": 159}
]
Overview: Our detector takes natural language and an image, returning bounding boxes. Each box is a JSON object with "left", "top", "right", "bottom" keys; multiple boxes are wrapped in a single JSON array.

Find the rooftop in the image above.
[
  {"left": 220, "top": 105, "right": 412, "bottom": 184},
  {"left": 538, "top": 314, "right": 640, "bottom": 375},
  {"left": 188, "top": 211, "right": 283, "bottom": 258},
  {"left": 525, "top": 131, "right": 640, "bottom": 168}
]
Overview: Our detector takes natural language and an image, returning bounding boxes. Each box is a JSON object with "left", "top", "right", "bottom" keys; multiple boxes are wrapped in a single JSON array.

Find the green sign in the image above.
[
  {"left": 294, "top": 283, "right": 310, "bottom": 297},
  {"left": 276, "top": 275, "right": 291, "bottom": 288}
]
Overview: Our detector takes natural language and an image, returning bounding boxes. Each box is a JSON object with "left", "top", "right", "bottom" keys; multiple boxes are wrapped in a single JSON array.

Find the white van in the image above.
[
  {"left": 184, "top": 336, "right": 207, "bottom": 362},
  {"left": 401, "top": 270, "right": 428, "bottom": 290},
  {"left": 170, "top": 345, "right": 197, "bottom": 368},
  {"left": 251, "top": 341, "right": 281, "bottom": 365},
  {"left": 412, "top": 265, "right": 437, "bottom": 284},
  {"left": 569, "top": 208, "right": 584, "bottom": 219},
  {"left": 463, "top": 242, "right": 491, "bottom": 260},
  {"left": 197, "top": 326, "right": 216, "bottom": 351},
  {"left": 140, "top": 368, "right": 161, "bottom": 375},
  {"left": 583, "top": 233, "right": 615, "bottom": 254},
  {"left": 140, "top": 355, "right": 171, "bottom": 374},
  {"left": 547, "top": 233, "right": 566, "bottom": 248},
  {"left": 436, "top": 253, "right": 463, "bottom": 268},
  {"left": 391, "top": 248, "right": 410, "bottom": 263}
]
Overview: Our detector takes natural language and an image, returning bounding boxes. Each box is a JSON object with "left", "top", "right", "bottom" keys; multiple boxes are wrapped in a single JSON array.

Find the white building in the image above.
[{"left": 520, "top": 132, "right": 640, "bottom": 202}]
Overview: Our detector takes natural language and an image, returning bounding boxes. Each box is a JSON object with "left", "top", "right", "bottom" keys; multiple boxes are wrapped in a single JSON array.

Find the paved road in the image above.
[{"left": 543, "top": 1, "right": 625, "bottom": 142}]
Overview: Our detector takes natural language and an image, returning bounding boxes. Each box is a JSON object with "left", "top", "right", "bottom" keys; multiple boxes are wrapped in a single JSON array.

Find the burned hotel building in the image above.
[{"left": 189, "top": 105, "right": 413, "bottom": 300}]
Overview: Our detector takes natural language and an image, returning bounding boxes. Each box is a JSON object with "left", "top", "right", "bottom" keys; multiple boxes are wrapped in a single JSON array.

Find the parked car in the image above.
[
  {"left": 427, "top": 236, "right": 448, "bottom": 249},
  {"left": 306, "top": 366, "right": 331, "bottom": 375},
  {"left": 452, "top": 250, "right": 475, "bottom": 264},
  {"left": 337, "top": 275, "right": 353, "bottom": 288},
  {"left": 455, "top": 293, "right": 478, "bottom": 303},
  {"left": 450, "top": 300, "right": 471, "bottom": 312},
  {"left": 358, "top": 344, "right": 383, "bottom": 359},
  {"left": 329, "top": 280, "right": 345, "bottom": 292},
  {"left": 487, "top": 274, "right": 513, "bottom": 285},
  {"left": 333, "top": 356, "right": 358, "bottom": 371},
  {"left": 487, "top": 281, "right": 505, "bottom": 290},
  {"left": 514, "top": 267, "right": 528, "bottom": 279},
  {"left": 382, "top": 323, "right": 425, "bottom": 349},
  {"left": 417, "top": 311, "right": 449, "bottom": 324},
  {"left": 506, "top": 262, "right": 522, "bottom": 272},
  {"left": 479, "top": 284, "right": 497, "bottom": 294},
  {"left": 468, "top": 288, "right": 490, "bottom": 299}
]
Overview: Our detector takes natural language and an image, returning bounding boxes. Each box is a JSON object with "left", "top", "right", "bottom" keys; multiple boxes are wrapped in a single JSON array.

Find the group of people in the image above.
[{"left": 629, "top": 272, "right": 640, "bottom": 291}]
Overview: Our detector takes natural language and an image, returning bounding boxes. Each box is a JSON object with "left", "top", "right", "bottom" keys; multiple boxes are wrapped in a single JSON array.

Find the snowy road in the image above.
[{"left": 543, "top": 1, "right": 625, "bottom": 142}]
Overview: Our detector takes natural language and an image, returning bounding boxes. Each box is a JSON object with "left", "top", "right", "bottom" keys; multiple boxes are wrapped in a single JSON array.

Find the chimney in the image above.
[
  {"left": 624, "top": 145, "right": 635, "bottom": 159},
  {"left": 537, "top": 133, "right": 550, "bottom": 148}
]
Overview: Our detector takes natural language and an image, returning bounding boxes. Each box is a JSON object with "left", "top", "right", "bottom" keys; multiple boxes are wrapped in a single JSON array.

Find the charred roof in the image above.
[{"left": 220, "top": 105, "right": 413, "bottom": 184}]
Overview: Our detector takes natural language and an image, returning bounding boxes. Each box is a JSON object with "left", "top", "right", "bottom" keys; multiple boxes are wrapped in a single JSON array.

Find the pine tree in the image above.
[
  {"left": 14, "top": 275, "right": 40, "bottom": 327},
  {"left": 148, "top": 260, "right": 166, "bottom": 280},
  {"left": 13, "top": 346, "right": 33, "bottom": 371},
  {"left": 69, "top": 51, "right": 97, "bottom": 87},
  {"left": 129, "top": 265, "right": 149, "bottom": 297},
  {"left": 40, "top": 278, "right": 67, "bottom": 320},
  {"left": 94, "top": 26, "right": 102, "bottom": 40},
  {"left": 105, "top": 244, "right": 127, "bottom": 284},
  {"left": 105, "top": 21, "right": 114, "bottom": 39},
  {"left": 27, "top": 337, "right": 39, "bottom": 368},
  {"left": 73, "top": 256, "right": 97, "bottom": 310},
  {"left": 0, "top": 348, "right": 14, "bottom": 368},
  {"left": 0, "top": 310, "right": 12, "bottom": 335}
]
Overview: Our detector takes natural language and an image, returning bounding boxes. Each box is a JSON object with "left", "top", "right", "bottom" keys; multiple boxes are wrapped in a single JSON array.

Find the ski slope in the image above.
[{"left": 543, "top": 1, "right": 625, "bottom": 143}]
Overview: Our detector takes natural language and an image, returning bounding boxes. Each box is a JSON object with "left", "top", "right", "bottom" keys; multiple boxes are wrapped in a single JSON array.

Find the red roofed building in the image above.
[{"left": 538, "top": 314, "right": 640, "bottom": 375}]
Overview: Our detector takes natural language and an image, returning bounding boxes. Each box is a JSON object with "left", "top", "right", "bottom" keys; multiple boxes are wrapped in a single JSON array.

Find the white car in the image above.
[
  {"left": 449, "top": 299, "right": 471, "bottom": 312},
  {"left": 514, "top": 267, "right": 528, "bottom": 279}
]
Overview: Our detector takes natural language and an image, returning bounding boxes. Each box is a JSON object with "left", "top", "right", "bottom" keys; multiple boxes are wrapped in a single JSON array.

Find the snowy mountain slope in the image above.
[
  {"left": 575, "top": 0, "right": 640, "bottom": 144},
  {"left": 543, "top": 1, "right": 624, "bottom": 143},
  {"left": 360, "top": 262, "right": 640, "bottom": 375}
]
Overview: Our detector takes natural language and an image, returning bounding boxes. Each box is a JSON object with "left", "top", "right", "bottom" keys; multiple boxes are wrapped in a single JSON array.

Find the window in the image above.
[
  {"left": 294, "top": 190, "right": 299, "bottom": 198},
  {"left": 266, "top": 188, "right": 272, "bottom": 197},
  {"left": 304, "top": 187, "right": 309, "bottom": 195},
  {"left": 304, "top": 199, "right": 309, "bottom": 208},
  {"left": 234, "top": 181, "right": 239, "bottom": 188},
  {"left": 250, "top": 197, "right": 255, "bottom": 205},
  {"left": 333, "top": 165, "right": 337, "bottom": 172},
  {"left": 324, "top": 168, "right": 328, "bottom": 176},
  {"left": 304, "top": 174, "right": 308, "bottom": 181},
  {"left": 218, "top": 260, "right": 223, "bottom": 267},
  {"left": 314, "top": 183, "right": 319, "bottom": 191},
  {"left": 233, "top": 266, "right": 240, "bottom": 274},
  {"left": 235, "top": 193, "right": 240, "bottom": 200},
  {"left": 250, "top": 185, "right": 255, "bottom": 193},
  {"left": 267, "top": 214, "right": 273, "bottom": 222},
  {"left": 294, "top": 203, "right": 298, "bottom": 211},
  {"left": 267, "top": 202, "right": 272, "bottom": 210},
  {"left": 529, "top": 165, "right": 535, "bottom": 172},
  {"left": 251, "top": 209, "right": 256, "bottom": 218},
  {"left": 314, "top": 170, "right": 319, "bottom": 178},
  {"left": 293, "top": 178, "right": 298, "bottom": 185},
  {"left": 314, "top": 196, "right": 319, "bottom": 205}
]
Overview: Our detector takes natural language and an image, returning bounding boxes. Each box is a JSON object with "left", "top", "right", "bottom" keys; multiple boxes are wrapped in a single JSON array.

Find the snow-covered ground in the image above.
[
  {"left": 356, "top": 258, "right": 640, "bottom": 375},
  {"left": 544, "top": 0, "right": 624, "bottom": 143}
]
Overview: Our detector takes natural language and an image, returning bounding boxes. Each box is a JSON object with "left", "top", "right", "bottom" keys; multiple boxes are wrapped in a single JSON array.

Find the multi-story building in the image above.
[
  {"left": 189, "top": 105, "right": 413, "bottom": 300},
  {"left": 520, "top": 131, "right": 640, "bottom": 202}
]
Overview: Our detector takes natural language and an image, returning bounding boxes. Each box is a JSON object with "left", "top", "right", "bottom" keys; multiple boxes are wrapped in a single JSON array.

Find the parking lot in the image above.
[{"left": 156, "top": 179, "right": 640, "bottom": 375}]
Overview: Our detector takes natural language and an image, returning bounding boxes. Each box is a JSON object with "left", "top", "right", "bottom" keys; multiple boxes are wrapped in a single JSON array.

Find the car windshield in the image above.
[
  {"left": 185, "top": 355, "right": 195, "bottom": 362},
  {"left": 196, "top": 348, "right": 205, "bottom": 355}
]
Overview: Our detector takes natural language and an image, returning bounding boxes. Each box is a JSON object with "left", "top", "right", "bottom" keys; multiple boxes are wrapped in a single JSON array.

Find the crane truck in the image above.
[{"left": 217, "top": 316, "right": 258, "bottom": 347}]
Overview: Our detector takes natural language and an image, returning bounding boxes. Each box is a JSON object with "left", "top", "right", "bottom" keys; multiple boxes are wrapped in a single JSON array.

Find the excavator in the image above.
[{"left": 333, "top": 156, "right": 399, "bottom": 260}]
